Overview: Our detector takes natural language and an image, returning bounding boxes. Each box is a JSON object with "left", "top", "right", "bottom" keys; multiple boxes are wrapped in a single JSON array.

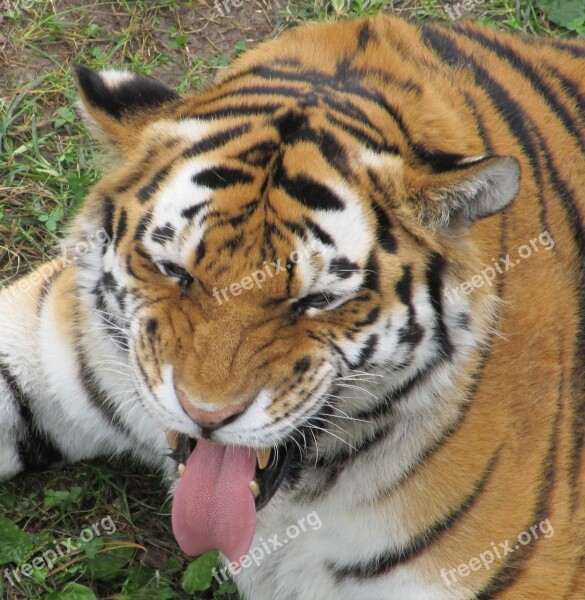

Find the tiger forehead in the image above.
[
  {"left": 133, "top": 111, "right": 374, "bottom": 226},
  {"left": 178, "top": 142, "right": 370, "bottom": 293}
]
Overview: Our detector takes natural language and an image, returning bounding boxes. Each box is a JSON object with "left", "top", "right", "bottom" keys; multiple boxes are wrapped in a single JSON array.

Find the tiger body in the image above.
[{"left": 1, "top": 15, "right": 584, "bottom": 600}]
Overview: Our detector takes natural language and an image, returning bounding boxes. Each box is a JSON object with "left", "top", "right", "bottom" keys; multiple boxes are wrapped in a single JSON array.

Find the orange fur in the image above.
[{"left": 5, "top": 16, "right": 585, "bottom": 598}]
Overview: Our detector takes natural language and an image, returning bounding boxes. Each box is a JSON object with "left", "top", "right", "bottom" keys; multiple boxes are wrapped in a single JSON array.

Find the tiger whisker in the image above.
[
  {"left": 305, "top": 424, "right": 355, "bottom": 451},
  {"left": 335, "top": 382, "right": 378, "bottom": 398},
  {"left": 322, "top": 399, "right": 373, "bottom": 424}
]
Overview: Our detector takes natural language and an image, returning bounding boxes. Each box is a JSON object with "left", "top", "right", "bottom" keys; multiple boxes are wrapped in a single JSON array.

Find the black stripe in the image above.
[
  {"left": 291, "top": 128, "right": 352, "bottom": 180},
  {"left": 374, "top": 95, "right": 415, "bottom": 147},
  {"left": 281, "top": 174, "right": 345, "bottom": 211},
  {"left": 192, "top": 166, "right": 254, "bottom": 189},
  {"left": 325, "top": 95, "right": 388, "bottom": 141},
  {"left": 134, "top": 211, "right": 153, "bottom": 241},
  {"left": 182, "top": 124, "right": 251, "bottom": 159},
  {"left": 414, "top": 148, "right": 466, "bottom": 173},
  {"left": 367, "top": 168, "right": 388, "bottom": 198},
  {"left": 474, "top": 384, "right": 561, "bottom": 599},
  {"left": 282, "top": 219, "right": 307, "bottom": 241},
  {"left": 395, "top": 265, "right": 412, "bottom": 307},
  {"left": 329, "top": 256, "right": 360, "bottom": 280},
  {"left": 193, "top": 103, "right": 282, "bottom": 120},
  {"left": 208, "top": 84, "right": 305, "bottom": 102},
  {"left": 332, "top": 448, "right": 501, "bottom": 580},
  {"left": 354, "top": 307, "right": 380, "bottom": 328},
  {"left": 293, "top": 356, "right": 311, "bottom": 375},
  {"left": 358, "top": 20, "right": 376, "bottom": 51},
  {"left": 458, "top": 26, "right": 585, "bottom": 152},
  {"left": 137, "top": 165, "right": 171, "bottom": 204},
  {"left": 227, "top": 212, "right": 250, "bottom": 228},
  {"left": 91, "top": 283, "right": 130, "bottom": 351},
  {"left": 151, "top": 222, "right": 175, "bottom": 245},
  {"left": 247, "top": 65, "right": 375, "bottom": 101},
  {"left": 114, "top": 207, "right": 128, "bottom": 248},
  {"left": 351, "top": 333, "right": 378, "bottom": 369},
  {"left": 125, "top": 254, "right": 147, "bottom": 282},
  {"left": 397, "top": 318, "right": 424, "bottom": 348},
  {"left": 371, "top": 201, "right": 397, "bottom": 253},
  {"left": 73, "top": 306, "right": 132, "bottom": 435},
  {"left": 133, "top": 246, "right": 159, "bottom": 274},
  {"left": 236, "top": 140, "right": 279, "bottom": 167},
  {"left": 426, "top": 252, "right": 452, "bottom": 357},
  {"left": 361, "top": 252, "right": 380, "bottom": 293},
  {"left": 542, "top": 155, "right": 585, "bottom": 505},
  {"left": 37, "top": 263, "right": 64, "bottom": 315},
  {"left": 422, "top": 25, "right": 542, "bottom": 178},
  {"left": 395, "top": 265, "right": 425, "bottom": 351},
  {"left": 0, "top": 358, "right": 63, "bottom": 471},
  {"left": 359, "top": 355, "right": 444, "bottom": 423},
  {"left": 77, "top": 347, "right": 131, "bottom": 434},
  {"left": 100, "top": 271, "right": 118, "bottom": 295},
  {"left": 358, "top": 281, "right": 504, "bottom": 498},
  {"left": 544, "top": 64, "right": 585, "bottom": 121},
  {"left": 102, "top": 196, "right": 115, "bottom": 242},
  {"left": 220, "top": 233, "right": 244, "bottom": 254},
  {"left": 462, "top": 91, "right": 494, "bottom": 153},
  {"left": 195, "top": 240, "right": 206, "bottom": 264},
  {"left": 115, "top": 147, "right": 159, "bottom": 194},
  {"left": 325, "top": 113, "right": 389, "bottom": 153},
  {"left": 181, "top": 202, "right": 208, "bottom": 221},
  {"left": 303, "top": 218, "right": 336, "bottom": 247},
  {"left": 544, "top": 38, "right": 585, "bottom": 59}
]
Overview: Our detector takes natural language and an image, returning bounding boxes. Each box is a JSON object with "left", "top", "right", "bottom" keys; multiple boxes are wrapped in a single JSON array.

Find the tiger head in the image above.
[{"left": 71, "top": 18, "right": 519, "bottom": 560}]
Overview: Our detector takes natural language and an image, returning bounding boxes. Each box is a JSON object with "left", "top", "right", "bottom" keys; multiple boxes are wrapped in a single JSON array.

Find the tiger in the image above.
[{"left": 1, "top": 12, "right": 584, "bottom": 600}]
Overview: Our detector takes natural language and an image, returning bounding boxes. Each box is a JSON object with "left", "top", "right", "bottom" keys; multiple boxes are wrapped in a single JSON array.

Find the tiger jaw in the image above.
[
  {"left": 167, "top": 431, "right": 296, "bottom": 510},
  {"left": 167, "top": 431, "right": 295, "bottom": 511}
]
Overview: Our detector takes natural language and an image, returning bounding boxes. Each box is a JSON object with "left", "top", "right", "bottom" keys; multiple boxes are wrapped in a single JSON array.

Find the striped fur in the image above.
[{"left": 1, "top": 16, "right": 584, "bottom": 599}]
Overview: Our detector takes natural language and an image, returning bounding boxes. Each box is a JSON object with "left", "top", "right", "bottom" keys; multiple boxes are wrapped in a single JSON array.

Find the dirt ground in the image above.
[
  {"left": 0, "top": 0, "right": 423, "bottom": 98},
  {"left": 1, "top": 0, "right": 280, "bottom": 90}
]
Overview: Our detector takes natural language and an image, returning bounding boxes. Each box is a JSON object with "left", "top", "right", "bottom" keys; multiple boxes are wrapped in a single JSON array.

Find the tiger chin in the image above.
[{"left": 1, "top": 14, "right": 584, "bottom": 600}]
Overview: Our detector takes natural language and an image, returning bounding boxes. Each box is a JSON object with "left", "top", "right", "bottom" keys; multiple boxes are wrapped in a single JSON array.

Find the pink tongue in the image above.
[{"left": 172, "top": 439, "right": 257, "bottom": 563}]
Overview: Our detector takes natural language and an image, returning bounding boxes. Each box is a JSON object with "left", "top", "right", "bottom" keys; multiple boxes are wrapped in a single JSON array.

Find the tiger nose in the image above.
[{"left": 175, "top": 388, "right": 245, "bottom": 430}]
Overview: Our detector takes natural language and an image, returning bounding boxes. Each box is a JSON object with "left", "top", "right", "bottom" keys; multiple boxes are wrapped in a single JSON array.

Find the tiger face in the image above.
[
  {"left": 72, "top": 26, "right": 519, "bottom": 558},
  {"left": 98, "top": 113, "right": 421, "bottom": 443}
]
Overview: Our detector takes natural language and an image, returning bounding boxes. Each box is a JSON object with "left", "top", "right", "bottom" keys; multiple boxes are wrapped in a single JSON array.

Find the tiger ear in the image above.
[
  {"left": 410, "top": 155, "right": 520, "bottom": 232},
  {"left": 73, "top": 65, "right": 178, "bottom": 155}
]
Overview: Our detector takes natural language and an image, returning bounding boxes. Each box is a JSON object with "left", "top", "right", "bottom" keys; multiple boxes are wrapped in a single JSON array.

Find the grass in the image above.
[{"left": 0, "top": 1, "right": 581, "bottom": 599}]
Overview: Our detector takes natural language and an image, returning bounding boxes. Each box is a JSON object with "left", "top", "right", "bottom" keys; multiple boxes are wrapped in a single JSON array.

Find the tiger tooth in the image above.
[
  {"left": 249, "top": 480, "right": 260, "bottom": 498},
  {"left": 178, "top": 463, "right": 186, "bottom": 477},
  {"left": 256, "top": 448, "right": 271, "bottom": 470},
  {"left": 166, "top": 430, "right": 178, "bottom": 450}
]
